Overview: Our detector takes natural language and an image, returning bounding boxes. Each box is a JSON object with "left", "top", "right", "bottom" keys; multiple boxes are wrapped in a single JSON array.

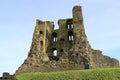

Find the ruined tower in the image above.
[{"left": 15, "top": 6, "right": 119, "bottom": 74}]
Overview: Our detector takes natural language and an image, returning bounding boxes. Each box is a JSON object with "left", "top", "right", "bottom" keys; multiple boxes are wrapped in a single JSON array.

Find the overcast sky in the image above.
[{"left": 0, "top": 0, "right": 120, "bottom": 76}]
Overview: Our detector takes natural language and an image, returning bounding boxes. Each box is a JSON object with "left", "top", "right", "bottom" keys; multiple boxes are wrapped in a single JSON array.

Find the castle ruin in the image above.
[{"left": 15, "top": 6, "right": 119, "bottom": 74}]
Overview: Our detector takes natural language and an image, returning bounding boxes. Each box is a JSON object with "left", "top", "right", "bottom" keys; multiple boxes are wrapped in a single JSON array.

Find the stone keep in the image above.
[{"left": 15, "top": 6, "right": 119, "bottom": 74}]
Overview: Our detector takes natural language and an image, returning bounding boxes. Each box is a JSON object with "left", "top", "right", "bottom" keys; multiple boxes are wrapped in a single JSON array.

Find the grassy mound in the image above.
[{"left": 17, "top": 68, "right": 120, "bottom": 80}]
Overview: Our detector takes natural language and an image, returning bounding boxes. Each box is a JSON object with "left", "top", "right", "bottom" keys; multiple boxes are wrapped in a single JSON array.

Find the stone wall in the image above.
[
  {"left": 0, "top": 72, "right": 17, "bottom": 80},
  {"left": 91, "top": 49, "right": 119, "bottom": 68}
]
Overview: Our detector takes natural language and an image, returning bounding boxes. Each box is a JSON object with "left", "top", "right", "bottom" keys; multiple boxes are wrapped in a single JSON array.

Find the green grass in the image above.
[{"left": 17, "top": 68, "right": 120, "bottom": 80}]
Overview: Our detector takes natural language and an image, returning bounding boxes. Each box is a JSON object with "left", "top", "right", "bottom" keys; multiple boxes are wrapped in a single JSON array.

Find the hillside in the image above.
[{"left": 17, "top": 68, "right": 120, "bottom": 80}]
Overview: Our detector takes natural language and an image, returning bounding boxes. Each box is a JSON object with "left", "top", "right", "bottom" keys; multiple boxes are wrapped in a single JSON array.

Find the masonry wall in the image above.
[{"left": 90, "top": 49, "right": 119, "bottom": 68}]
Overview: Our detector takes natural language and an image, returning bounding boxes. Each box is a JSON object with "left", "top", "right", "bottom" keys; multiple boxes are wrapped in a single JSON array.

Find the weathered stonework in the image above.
[
  {"left": 0, "top": 72, "right": 17, "bottom": 80},
  {"left": 15, "top": 6, "right": 119, "bottom": 75}
]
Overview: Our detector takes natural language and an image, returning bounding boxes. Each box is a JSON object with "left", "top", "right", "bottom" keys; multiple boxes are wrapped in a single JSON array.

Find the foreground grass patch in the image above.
[{"left": 17, "top": 68, "right": 120, "bottom": 80}]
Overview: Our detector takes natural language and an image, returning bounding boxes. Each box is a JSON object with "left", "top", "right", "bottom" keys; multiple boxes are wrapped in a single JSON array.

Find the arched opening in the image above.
[
  {"left": 49, "top": 48, "right": 59, "bottom": 61},
  {"left": 68, "top": 31, "right": 74, "bottom": 41},
  {"left": 66, "top": 19, "right": 73, "bottom": 29},
  {"left": 52, "top": 48, "right": 58, "bottom": 56},
  {"left": 67, "top": 24, "right": 73, "bottom": 29},
  {"left": 52, "top": 32, "right": 57, "bottom": 42}
]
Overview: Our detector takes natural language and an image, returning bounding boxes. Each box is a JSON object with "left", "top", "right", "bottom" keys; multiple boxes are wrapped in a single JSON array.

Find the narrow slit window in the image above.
[{"left": 40, "top": 41, "right": 43, "bottom": 46}]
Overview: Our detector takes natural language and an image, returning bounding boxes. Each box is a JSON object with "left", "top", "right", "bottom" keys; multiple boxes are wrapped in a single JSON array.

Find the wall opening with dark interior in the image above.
[
  {"left": 60, "top": 49, "right": 63, "bottom": 52},
  {"left": 66, "top": 19, "right": 73, "bottom": 29},
  {"left": 52, "top": 32, "right": 57, "bottom": 42},
  {"left": 40, "top": 31, "right": 43, "bottom": 35},
  {"left": 60, "top": 38, "right": 65, "bottom": 41},
  {"left": 68, "top": 31, "right": 74, "bottom": 41},
  {"left": 49, "top": 48, "right": 59, "bottom": 61},
  {"left": 40, "top": 41, "right": 43, "bottom": 46},
  {"left": 52, "top": 48, "right": 58, "bottom": 56},
  {"left": 85, "top": 64, "right": 90, "bottom": 69},
  {"left": 40, "top": 41, "right": 43, "bottom": 51},
  {"left": 67, "top": 24, "right": 73, "bottom": 29}
]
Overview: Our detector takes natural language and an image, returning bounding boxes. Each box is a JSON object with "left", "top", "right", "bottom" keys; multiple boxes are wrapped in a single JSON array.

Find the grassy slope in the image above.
[{"left": 17, "top": 68, "right": 120, "bottom": 80}]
